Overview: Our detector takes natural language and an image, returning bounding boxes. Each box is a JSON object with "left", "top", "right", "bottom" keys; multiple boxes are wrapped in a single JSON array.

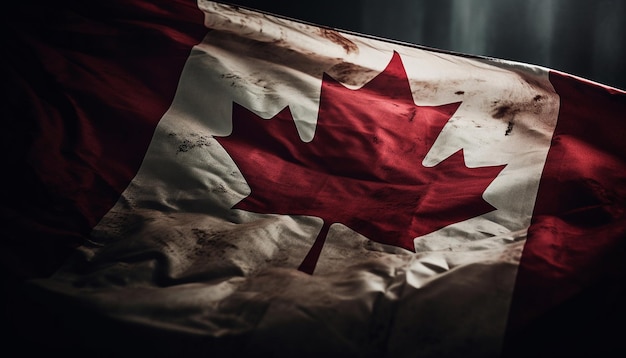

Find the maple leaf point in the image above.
[{"left": 215, "top": 51, "right": 505, "bottom": 274}]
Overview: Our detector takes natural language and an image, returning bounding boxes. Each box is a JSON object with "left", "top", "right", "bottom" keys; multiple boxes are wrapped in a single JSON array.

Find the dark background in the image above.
[{"left": 228, "top": 0, "right": 626, "bottom": 90}]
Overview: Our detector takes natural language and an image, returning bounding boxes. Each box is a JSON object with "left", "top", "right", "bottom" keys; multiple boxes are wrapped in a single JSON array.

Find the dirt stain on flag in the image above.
[
  {"left": 168, "top": 132, "right": 212, "bottom": 154},
  {"left": 505, "top": 121, "right": 514, "bottom": 136},
  {"left": 327, "top": 62, "right": 378, "bottom": 86},
  {"left": 492, "top": 104, "right": 520, "bottom": 119},
  {"left": 317, "top": 28, "right": 359, "bottom": 54},
  {"left": 491, "top": 93, "right": 546, "bottom": 119},
  {"left": 192, "top": 228, "right": 238, "bottom": 256},
  {"left": 409, "top": 80, "right": 440, "bottom": 95},
  {"left": 491, "top": 93, "right": 552, "bottom": 136},
  {"left": 209, "top": 31, "right": 342, "bottom": 80}
]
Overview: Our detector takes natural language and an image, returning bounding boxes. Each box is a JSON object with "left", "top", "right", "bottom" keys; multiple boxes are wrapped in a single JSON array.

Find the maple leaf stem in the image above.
[{"left": 297, "top": 221, "right": 331, "bottom": 275}]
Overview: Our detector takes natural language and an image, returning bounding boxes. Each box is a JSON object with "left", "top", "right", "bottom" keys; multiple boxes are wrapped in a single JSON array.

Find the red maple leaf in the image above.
[{"left": 215, "top": 52, "right": 505, "bottom": 274}]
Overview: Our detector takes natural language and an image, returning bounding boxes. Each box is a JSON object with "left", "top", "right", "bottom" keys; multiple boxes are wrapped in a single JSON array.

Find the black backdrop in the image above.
[{"left": 228, "top": 0, "right": 626, "bottom": 90}]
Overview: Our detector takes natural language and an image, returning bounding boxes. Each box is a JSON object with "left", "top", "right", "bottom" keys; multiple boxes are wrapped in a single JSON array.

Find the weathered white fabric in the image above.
[{"left": 29, "top": 1, "right": 560, "bottom": 356}]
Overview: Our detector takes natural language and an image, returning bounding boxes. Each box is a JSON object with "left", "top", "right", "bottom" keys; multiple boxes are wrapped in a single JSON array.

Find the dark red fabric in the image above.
[
  {"left": 504, "top": 72, "right": 626, "bottom": 357},
  {"left": 1, "top": 0, "right": 206, "bottom": 280},
  {"left": 2, "top": 1, "right": 206, "bottom": 354}
]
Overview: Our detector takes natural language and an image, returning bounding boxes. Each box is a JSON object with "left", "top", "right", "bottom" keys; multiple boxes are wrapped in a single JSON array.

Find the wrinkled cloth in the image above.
[{"left": 18, "top": 1, "right": 564, "bottom": 357}]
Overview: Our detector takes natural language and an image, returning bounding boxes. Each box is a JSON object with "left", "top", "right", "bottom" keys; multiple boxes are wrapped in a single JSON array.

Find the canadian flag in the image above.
[{"left": 3, "top": 1, "right": 625, "bottom": 357}]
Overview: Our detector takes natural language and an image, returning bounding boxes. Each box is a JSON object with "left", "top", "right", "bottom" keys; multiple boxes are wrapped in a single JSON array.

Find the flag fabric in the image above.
[{"left": 3, "top": 1, "right": 625, "bottom": 357}]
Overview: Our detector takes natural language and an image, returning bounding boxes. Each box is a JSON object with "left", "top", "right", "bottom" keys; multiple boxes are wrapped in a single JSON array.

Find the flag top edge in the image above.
[{"left": 213, "top": 1, "right": 625, "bottom": 92}]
